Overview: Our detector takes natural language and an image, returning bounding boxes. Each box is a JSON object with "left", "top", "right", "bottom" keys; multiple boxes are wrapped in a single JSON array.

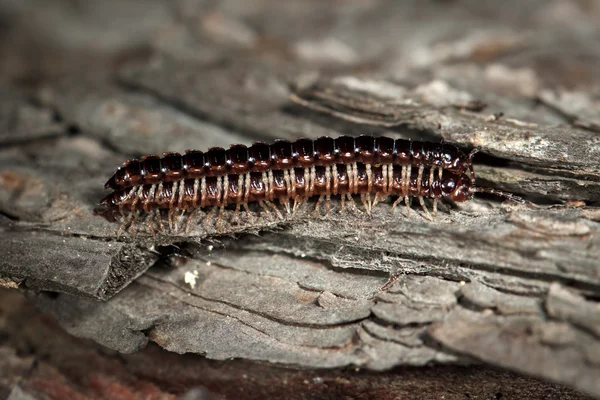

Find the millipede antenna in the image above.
[
  {"left": 472, "top": 187, "right": 525, "bottom": 204},
  {"left": 467, "top": 147, "right": 480, "bottom": 181}
]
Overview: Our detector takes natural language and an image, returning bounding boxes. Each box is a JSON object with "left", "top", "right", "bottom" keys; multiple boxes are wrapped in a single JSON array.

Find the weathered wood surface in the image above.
[
  {"left": 1, "top": 0, "right": 599, "bottom": 398},
  {"left": 2, "top": 289, "right": 590, "bottom": 400}
]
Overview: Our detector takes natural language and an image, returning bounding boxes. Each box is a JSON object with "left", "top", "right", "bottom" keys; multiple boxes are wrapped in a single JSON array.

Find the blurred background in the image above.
[{"left": 1, "top": 0, "right": 599, "bottom": 89}]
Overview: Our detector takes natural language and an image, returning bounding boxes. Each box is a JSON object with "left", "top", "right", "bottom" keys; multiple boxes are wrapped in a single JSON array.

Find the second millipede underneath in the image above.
[{"left": 100, "top": 135, "right": 520, "bottom": 233}]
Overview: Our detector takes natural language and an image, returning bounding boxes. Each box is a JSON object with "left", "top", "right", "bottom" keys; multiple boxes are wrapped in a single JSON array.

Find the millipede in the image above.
[{"left": 99, "top": 135, "right": 521, "bottom": 233}]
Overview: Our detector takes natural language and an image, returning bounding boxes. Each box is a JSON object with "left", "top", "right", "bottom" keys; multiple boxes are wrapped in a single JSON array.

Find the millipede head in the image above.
[{"left": 448, "top": 174, "right": 474, "bottom": 203}]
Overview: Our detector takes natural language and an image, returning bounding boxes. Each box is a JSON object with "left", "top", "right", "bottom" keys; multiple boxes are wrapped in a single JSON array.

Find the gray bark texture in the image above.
[{"left": 0, "top": 0, "right": 599, "bottom": 399}]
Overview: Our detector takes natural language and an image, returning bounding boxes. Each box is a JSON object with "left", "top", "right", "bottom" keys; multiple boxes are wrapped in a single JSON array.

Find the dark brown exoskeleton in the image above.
[
  {"left": 104, "top": 135, "right": 476, "bottom": 190},
  {"left": 100, "top": 135, "right": 519, "bottom": 234}
]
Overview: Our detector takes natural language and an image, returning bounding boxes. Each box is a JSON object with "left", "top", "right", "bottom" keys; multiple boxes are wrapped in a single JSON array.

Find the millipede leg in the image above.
[
  {"left": 361, "top": 194, "right": 372, "bottom": 215},
  {"left": 173, "top": 209, "right": 185, "bottom": 232},
  {"left": 391, "top": 196, "right": 403, "bottom": 213},
  {"left": 204, "top": 206, "right": 217, "bottom": 232},
  {"left": 340, "top": 195, "right": 346, "bottom": 213},
  {"left": 167, "top": 209, "right": 175, "bottom": 232},
  {"left": 418, "top": 196, "right": 433, "bottom": 221},
  {"left": 433, "top": 198, "right": 439, "bottom": 216},
  {"left": 233, "top": 203, "right": 241, "bottom": 223},
  {"left": 243, "top": 203, "right": 253, "bottom": 223},
  {"left": 216, "top": 206, "right": 225, "bottom": 232},
  {"left": 372, "top": 192, "right": 384, "bottom": 210},
  {"left": 292, "top": 196, "right": 303, "bottom": 214},
  {"left": 266, "top": 200, "right": 283, "bottom": 219},
  {"left": 404, "top": 196, "right": 411, "bottom": 215},
  {"left": 417, "top": 165, "right": 424, "bottom": 193},
  {"left": 116, "top": 216, "right": 129, "bottom": 238},
  {"left": 282, "top": 198, "right": 291, "bottom": 215},
  {"left": 185, "top": 208, "right": 199, "bottom": 233},
  {"left": 146, "top": 210, "right": 156, "bottom": 236},
  {"left": 314, "top": 195, "right": 324, "bottom": 216},
  {"left": 128, "top": 210, "right": 141, "bottom": 232},
  {"left": 326, "top": 194, "right": 331, "bottom": 216},
  {"left": 346, "top": 194, "right": 359, "bottom": 213},
  {"left": 429, "top": 168, "right": 435, "bottom": 189},
  {"left": 154, "top": 210, "right": 164, "bottom": 232},
  {"left": 259, "top": 200, "right": 272, "bottom": 218}
]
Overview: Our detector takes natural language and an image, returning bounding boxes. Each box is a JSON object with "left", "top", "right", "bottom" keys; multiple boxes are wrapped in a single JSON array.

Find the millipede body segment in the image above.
[
  {"left": 100, "top": 135, "right": 483, "bottom": 232},
  {"left": 104, "top": 135, "right": 475, "bottom": 190}
]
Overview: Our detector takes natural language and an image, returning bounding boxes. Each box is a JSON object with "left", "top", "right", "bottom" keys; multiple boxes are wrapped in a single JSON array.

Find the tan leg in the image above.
[
  {"left": 167, "top": 208, "right": 175, "bottom": 231},
  {"left": 314, "top": 195, "right": 323, "bottom": 216},
  {"left": 193, "top": 179, "right": 200, "bottom": 206},
  {"left": 290, "top": 169, "right": 297, "bottom": 199},
  {"left": 216, "top": 206, "right": 225, "bottom": 232},
  {"left": 177, "top": 179, "right": 185, "bottom": 210},
  {"left": 204, "top": 206, "right": 218, "bottom": 232},
  {"left": 185, "top": 207, "right": 199, "bottom": 233},
  {"left": 146, "top": 210, "right": 156, "bottom": 236},
  {"left": 418, "top": 196, "right": 433, "bottom": 221},
  {"left": 429, "top": 167, "right": 435, "bottom": 189},
  {"left": 201, "top": 177, "right": 208, "bottom": 208},
  {"left": 391, "top": 196, "right": 403, "bottom": 213},
  {"left": 243, "top": 173, "right": 251, "bottom": 205},
  {"left": 131, "top": 186, "right": 144, "bottom": 215},
  {"left": 372, "top": 192, "right": 384, "bottom": 210},
  {"left": 346, "top": 164, "right": 353, "bottom": 195},
  {"left": 233, "top": 203, "right": 241, "bottom": 223},
  {"left": 404, "top": 165, "right": 411, "bottom": 197},
  {"left": 340, "top": 194, "right": 346, "bottom": 213},
  {"left": 292, "top": 196, "right": 305, "bottom": 214},
  {"left": 268, "top": 170, "right": 275, "bottom": 201},
  {"left": 326, "top": 194, "right": 331, "bottom": 215},
  {"left": 169, "top": 181, "right": 179, "bottom": 211},
  {"left": 417, "top": 165, "right": 424, "bottom": 193},
  {"left": 128, "top": 210, "right": 141, "bottom": 232},
  {"left": 352, "top": 162, "right": 359, "bottom": 194},
  {"left": 433, "top": 198, "right": 439, "bottom": 216},
  {"left": 156, "top": 209, "right": 165, "bottom": 232},
  {"left": 116, "top": 216, "right": 129, "bottom": 238},
  {"left": 236, "top": 175, "right": 243, "bottom": 205},
  {"left": 143, "top": 184, "right": 157, "bottom": 214},
  {"left": 282, "top": 198, "right": 291, "bottom": 215},
  {"left": 346, "top": 193, "right": 359, "bottom": 213},
  {"left": 332, "top": 164, "right": 339, "bottom": 195},
  {"left": 404, "top": 195, "right": 411, "bottom": 215},
  {"left": 261, "top": 172, "right": 269, "bottom": 202},
  {"left": 259, "top": 200, "right": 272, "bottom": 218},
  {"left": 361, "top": 193, "right": 372, "bottom": 215},
  {"left": 366, "top": 163, "right": 373, "bottom": 193},
  {"left": 325, "top": 165, "right": 332, "bottom": 197},
  {"left": 303, "top": 168, "right": 310, "bottom": 197},
  {"left": 382, "top": 164, "right": 388, "bottom": 194},
  {"left": 401, "top": 165, "right": 408, "bottom": 199},
  {"left": 309, "top": 166, "right": 316, "bottom": 197},
  {"left": 242, "top": 203, "right": 253, "bottom": 223},
  {"left": 283, "top": 169, "right": 291, "bottom": 198},
  {"left": 387, "top": 164, "right": 394, "bottom": 195},
  {"left": 173, "top": 209, "right": 184, "bottom": 233},
  {"left": 222, "top": 175, "right": 229, "bottom": 207},
  {"left": 266, "top": 200, "right": 283, "bottom": 219}
]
